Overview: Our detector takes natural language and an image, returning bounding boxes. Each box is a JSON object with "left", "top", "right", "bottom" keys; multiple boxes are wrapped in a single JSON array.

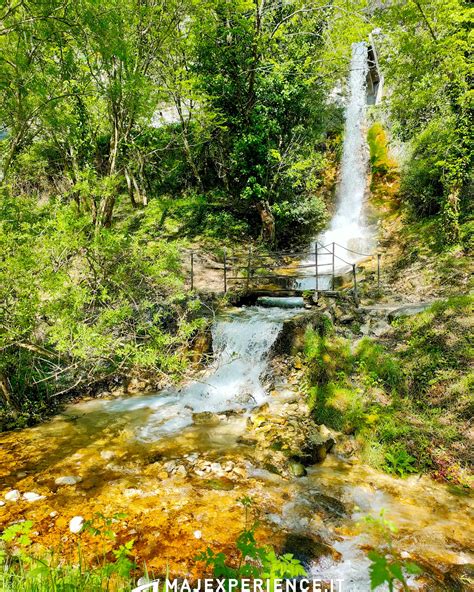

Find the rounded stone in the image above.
[{"left": 69, "top": 515, "right": 84, "bottom": 533}]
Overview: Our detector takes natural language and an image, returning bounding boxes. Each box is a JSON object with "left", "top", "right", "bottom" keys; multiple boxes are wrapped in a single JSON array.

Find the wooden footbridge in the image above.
[{"left": 190, "top": 242, "right": 382, "bottom": 305}]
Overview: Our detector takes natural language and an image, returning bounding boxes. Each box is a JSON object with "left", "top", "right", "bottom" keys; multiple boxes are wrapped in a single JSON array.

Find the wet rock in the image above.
[
  {"left": 164, "top": 460, "right": 177, "bottom": 472},
  {"left": 190, "top": 328, "right": 213, "bottom": 365},
  {"left": 55, "top": 476, "right": 82, "bottom": 486},
  {"left": 237, "top": 435, "right": 258, "bottom": 446},
  {"left": 69, "top": 515, "right": 84, "bottom": 533},
  {"left": 192, "top": 412, "right": 221, "bottom": 425},
  {"left": 193, "top": 530, "right": 202, "bottom": 539},
  {"left": 0, "top": 501, "right": 5, "bottom": 507},
  {"left": 297, "top": 425, "right": 336, "bottom": 465},
  {"left": 232, "top": 466, "right": 247, "bottom": 478},
  {"left": 271, "top": 311, "right": 326, "bottom": 356},
  {"left": 174, "top": 465, "right": 187, "bottom": 477},
  {"left": 223, "top": 461, "right": 235, "bottom": 472},
  {"left": 289, "top": 461, "right": 307, "bottom": 478},
  {"left": 23, "top": 491, "right": 44, "bottom": 502},
  {"left": 235, "top": 392, "right": 257, "bottom": 406},
  {"left": 124, "top": 488, "right": 144, "bottom": 497},
  {"left": 310, "top": 492, "right": 346, "bottom": 518},
  {"left": 5, "top": 489, "right": 20, "bottom": 502},
  {"left": 201, "top": 478, "right": 235, "bottom": 491},
  {"left": 282, "top": 534, "right": 339, "bottom": 569},
  {"left": 100, "top": 450, "right": 115, "bottom": 461},
  {"left": 210, "top": 462, "right": 222, "bottom": 473}
]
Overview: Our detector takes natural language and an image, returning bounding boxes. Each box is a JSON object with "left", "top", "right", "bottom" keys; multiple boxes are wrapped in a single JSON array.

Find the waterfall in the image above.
[
  {"left": 321, "top": 41, "right": 372, "bottom": 261},
  {"left": 98, "top": 306, "right": 300, "bottom": 441},
  {"left": 296, "top": 42, "right": 371, "bottom": 291}
]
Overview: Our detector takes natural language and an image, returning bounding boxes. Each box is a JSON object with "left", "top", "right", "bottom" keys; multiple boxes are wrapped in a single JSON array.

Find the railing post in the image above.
[
  {"left": 315, "top": 243, "right": 319, "bottom": 299},
  {"left": 332, "top": 241, "right": 335, "bottom": 290},
  {"left": 190, "top": 251, "right": 194, "bottom": 291},
  {"left": 377, "top": 253, "right": 381, "bottom": 289},
  {"left": 223, "top": 247, "right": 227, "bottom": 293},
  {"left": 246, "top": 246, "right": 252, "bottom": 290},
  {"left": 352, "top": 263, "right": 359, "bottom": 307}
]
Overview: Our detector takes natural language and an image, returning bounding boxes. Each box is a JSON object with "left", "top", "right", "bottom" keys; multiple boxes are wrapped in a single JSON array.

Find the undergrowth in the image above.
[{"left": 304, "top": 296, "right": 473, "bottom": 486}]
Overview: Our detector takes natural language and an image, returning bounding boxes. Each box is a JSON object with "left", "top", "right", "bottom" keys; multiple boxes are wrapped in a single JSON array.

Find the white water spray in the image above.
[
  {"left": 97, "top": 306, "right": 300, "bottom": 440},
  {"left": 321, "top": 42, "right": 372, "bottom": 260},
  {"left": 297, "top": 42, "right": 372, "bottom": 290}
]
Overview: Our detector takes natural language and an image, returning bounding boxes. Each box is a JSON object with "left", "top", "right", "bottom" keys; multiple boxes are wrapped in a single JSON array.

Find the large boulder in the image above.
[
  {"left": 388, "top": 302, "right": 435, "bottom": 321},
  {"left": 271, "top": 311, "right": 328, "bottom": 356},
  {"left": 246, "top": 403, "right": 338, "bottom": 476}
]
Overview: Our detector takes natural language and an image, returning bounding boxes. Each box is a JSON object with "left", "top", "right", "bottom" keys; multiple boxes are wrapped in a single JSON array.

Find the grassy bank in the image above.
[{"left": 304, "top": 295, "right": 473, "bottom": 487}]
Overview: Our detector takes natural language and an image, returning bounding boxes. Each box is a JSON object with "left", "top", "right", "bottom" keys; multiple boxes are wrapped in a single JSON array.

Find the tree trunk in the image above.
[
  {"left": 0, "top": 373, "right": 18, "bottom": 415},
  {"left": 443, "top": 185, "right": 460, "bottom": 243},
  {"left": 256, "top": 199, "right": 275, "bottom": 245}
]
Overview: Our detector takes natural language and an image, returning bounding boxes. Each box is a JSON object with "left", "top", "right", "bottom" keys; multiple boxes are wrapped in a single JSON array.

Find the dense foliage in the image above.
[
  {"left": 0, "top": 192, "right": 202, "bottom": 428},
  {"left": 0, "top": 0, "right": 345, "bottom": 424},
  {"left": 373, "top": 0, "right": 473, "bottom": 243}
]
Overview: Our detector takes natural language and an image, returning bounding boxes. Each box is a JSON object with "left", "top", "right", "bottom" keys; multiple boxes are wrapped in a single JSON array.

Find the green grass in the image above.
[{"left": 304, "top": 297, "right": 473, "bottom": 485}]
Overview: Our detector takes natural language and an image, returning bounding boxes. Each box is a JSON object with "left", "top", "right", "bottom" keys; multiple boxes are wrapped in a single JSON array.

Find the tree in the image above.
[
  {"left": 190, "top": 0, "right": 339, "bottom": 243},
  {"left": 374, "top": 0, "right": 473, "bottom": 242}
]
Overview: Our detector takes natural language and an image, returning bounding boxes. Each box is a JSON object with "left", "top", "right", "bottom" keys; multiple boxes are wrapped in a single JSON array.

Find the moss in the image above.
[{"left": 367, "top": 123, "right": 397, "bottom": 178}]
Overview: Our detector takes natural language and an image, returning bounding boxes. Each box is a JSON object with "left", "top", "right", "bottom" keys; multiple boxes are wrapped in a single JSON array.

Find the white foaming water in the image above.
[
  {"left": 322, "top": 42, "right": 372, "bottom": 260},
  {"left": 97, "top": 306, "right": 300, "bottom": 441},
  {"left": 298, "top": 42, "right": 372, "bottom": 290}
]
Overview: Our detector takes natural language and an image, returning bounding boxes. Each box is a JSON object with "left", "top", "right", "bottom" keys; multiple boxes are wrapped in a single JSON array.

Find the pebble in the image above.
[
  {"left": 5, "top": 490, "right": 20, "bottom": 502},
  {"left": 164, "top": 460, "right": 177, "bottom": 472},
  {"left": 100, "top": 450, "right": 115, "bottom": 461},
  {"left": 193, "top": 530, "right": 202, "bottom": 539},
  {"left": 175, "top": 465, "right": 187, "bottom": 477},
  {"left": 23, "top": 492, "right": 44, "bottom": 502},
  {"left": 69, "top": 516, "right": 84, "bottom": 533},
  {"left": 124, "top": 488, "right": 144, "bottom": 498},
  {"left": 55, "top": 476, "right": 82, "bottom": 486},
  {"left": 50, "top": 511, "right": 58, "bottom": 517},
  {"left": 0, "top": 501, "right": 5, "bottom": 507}
]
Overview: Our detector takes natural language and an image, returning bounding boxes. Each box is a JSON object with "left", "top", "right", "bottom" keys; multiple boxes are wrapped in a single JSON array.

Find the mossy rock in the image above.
[{"left": 200, "top": 477, "right": 235, "bottom": 491}]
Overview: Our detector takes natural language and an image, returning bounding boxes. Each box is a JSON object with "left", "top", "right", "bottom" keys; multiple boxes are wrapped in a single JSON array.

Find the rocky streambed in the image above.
[{"left": 0, "top": 303, "right": 473, "bottom": 590}]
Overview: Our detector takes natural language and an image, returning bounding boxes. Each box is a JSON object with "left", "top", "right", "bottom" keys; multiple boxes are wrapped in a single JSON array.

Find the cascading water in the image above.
[
  {"left": 321, "top": 41, "right": 372, "bottom": 259},
  {"left": 94, "top": 306, "right": 301, "bottom": 441},
  {"left": 297, "top": 42, "right": 372, "bottom": 290}
]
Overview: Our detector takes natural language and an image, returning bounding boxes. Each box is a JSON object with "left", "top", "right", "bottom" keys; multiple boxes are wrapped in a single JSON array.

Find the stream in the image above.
[{"left": 1, "top": 42, "right": 473, "bottom": 591}]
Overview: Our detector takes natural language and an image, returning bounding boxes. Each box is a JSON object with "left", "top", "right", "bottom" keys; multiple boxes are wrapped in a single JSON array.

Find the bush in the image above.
[
  {"left": 0, "top": 193, "right": 203, "bottom": 428},
  {"left": 399, "top": 117, "right": 453, "bottom": 217}
]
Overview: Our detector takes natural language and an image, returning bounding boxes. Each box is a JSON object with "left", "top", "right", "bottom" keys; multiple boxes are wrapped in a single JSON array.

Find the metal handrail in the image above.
[{"left": 189, "top": 241, "right": 383, "bottom": 306}]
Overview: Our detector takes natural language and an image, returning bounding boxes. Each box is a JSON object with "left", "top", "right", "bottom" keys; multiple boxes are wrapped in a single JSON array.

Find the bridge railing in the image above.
[{"left": 190, "top": 242, "right": 382, "bottom": 304}]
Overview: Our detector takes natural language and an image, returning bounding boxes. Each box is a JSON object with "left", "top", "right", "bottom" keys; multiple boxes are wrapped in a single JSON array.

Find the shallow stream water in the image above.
[{"left": 0, "top": 302, "right": 473, "bottom": 590}]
